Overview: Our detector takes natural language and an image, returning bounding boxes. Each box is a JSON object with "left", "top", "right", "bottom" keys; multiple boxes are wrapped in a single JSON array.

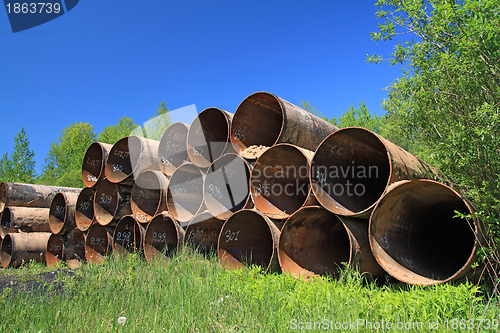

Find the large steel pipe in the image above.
[
  {"left": 167, "top": 163, "right": 205, "bottom": 224},
  {"left": 1, "top": 232, "right": 51, "bottom": 268},
  {"left": 94, "top": 179, "right": 132, "bottom": 226},
  {"left": 85, "top": 222, "right": 113, "bottom": 264},
  {"left": 204, "top": 154, "right": 252, "bottom": 220},
  {"left": 82, "top": 142, "right": 113, "bottom": 188},
  {"left": 187, "top": 108, "right": 234, "bottom": 168},
  {"left": 369, "top": 180, "right": 483, "bottom": 285},
  {"left": 45, "top": 233, "right": 64, "bottom": 267},
  {"left": 310, "top": 127, "right": 439, "bottom": 218},
  {"left": 112, "top": 215, "right": 145, "bottom": 256},
  {"left": 1, "top": 207, "right": 51, "bottom": 237},
  {"left": 75, "top": 188, "right": 95, "bottom": 232},
  {"left": 278, "top": 206, "right": 385, "bottom": 279},
  {"left": 0, "top": 182, "right": 81, "bottom": 213},
  {"left": 184, "top": 211, "right": 223, "bottom": 256},
  {"left": 230, "top": 92, "right": 338, "bottom": 159},
  {"left": 64, "top": 228, "right": 86, "bottom": 268},
  {"left": 158, "top": 122, "right": 190, "bottom": 177},
  {"left": 49, "top": 192, "right": 79, "bottom": 235},
  {"left": 144, "top": 212, "right": 185, "bottom": 261},
  {"left": 131, "top": 170, "right": 168, "bottom": 224},
  {"left": 105, "top": 136, "right": 160, "bottom": 185},
  {"left": 218, "top": 209, "right": 280, "bottom": 273},
  {"left": 250, "top": 144, "right": 316, "bottom": 220}
]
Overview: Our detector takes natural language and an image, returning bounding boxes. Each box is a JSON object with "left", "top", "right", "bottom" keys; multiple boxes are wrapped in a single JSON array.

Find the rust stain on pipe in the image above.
[
  {"left": 144, "top": 212, "right": 185, "bottom": 262},
  {"left": 1, "top": 207, "right": 51, "bottom": 237},
  {"left": 45, "top": 233, "right": 64, "bottom": 267},
  {"left": 82, "top": 142, "right": 113, "bottom": 188},
  {"left": 310, "top": 127, "right": 439, "bottom": 218},
  {"left": 1, "top": 232, "right": 51, "bottom": 268},
  {"left": 204, "top": 153, "right": 252, "bottom": 220},
  {"left": 105, "top": 136, "right": 160, "bottom": 185},
  {"left": 218, "top": 209, "right": 281, "bottom": 273},
  {"left": 0, "top": 182, "right": 81, "bottom": 214},
  {"left": 230, "top": 92, "right": 338, "bottom": 159},
  {"left": 131, "top": 170, "right": 169, "bottom": 224},
  {"left": 49, "top": 192, "right": 80, "bottom": 235},
  {"left": 184, "top": 211, "right": 223, "bottom": 256},
  {"left": 250, "top": 144, "right": 316, "bottom": 220},
  {"left": 187, "top": 108, "right": 234, "bottom": 168},
  {"left": 75, "top": 188, "right": 95, "bottom": 232},
  {"left": 167, "top": 163, "right": 205, "bottom": 223},
  {"left": 85, "top": 222, "right": 113, "bottom": 264},
  {"left": 112, "top": 215, "right": 145, "bottom": 257},
  {"left": 158, "top": 122, "right": 190, "bottom": 177},
  {"left": 369, "top": 180, "right": 484, "bottom": 285},
  {"left": 94, "top": 179, "right": 132, "bottom": 226}
]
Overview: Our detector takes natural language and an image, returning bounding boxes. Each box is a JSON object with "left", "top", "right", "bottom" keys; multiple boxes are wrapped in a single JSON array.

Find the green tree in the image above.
[
  {"left": 39, "top": 122, "right": 96, "bottom": 187},
  {"left": 97, "top": 116, "right": 138, "bottom": 144},
  {"left": 0, "top": 128, "right": 36, "bottom": 183},
  {"left": 132, "top": 100, "right": 172, "bottom": 141},
  {"left": 370, "top": 0, "right": 500, "bottom": 252}
]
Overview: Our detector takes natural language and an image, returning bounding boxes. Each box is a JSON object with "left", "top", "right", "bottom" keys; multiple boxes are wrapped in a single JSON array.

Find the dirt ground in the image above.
[{"left": 0, "top": 269, "right": 76, "bottom": 297}]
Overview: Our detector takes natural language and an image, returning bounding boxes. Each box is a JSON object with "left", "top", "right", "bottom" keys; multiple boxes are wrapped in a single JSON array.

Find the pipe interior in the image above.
[
  {"left": 312, "top": 128, "right": 390, "bottom": 214},
  {"left": 106, "top": 136, "right": 141, "bottom": 182},
  {"left": 75, "top": 188, "right": 94, "bottom": 230},
  {"left": 372, "top": 183, "right": 476, "bottom": 280},
  {"left": 279, "top": 208, "right": 351, "bottom": 276},
  {"left": 167, "top": 165, "right": 204, "bottom": 221},
  {"left": 49, "top": 193, "right": 66, "bottom": 230},
  {"left": 132, "top": 171, "right": 163, "bottom": 219},
  {"left": 94, "top": 180, "right": 118, "bottom": 223},
  {"left": 188, "top": 108, "right": 229, "bottom": 166},
  {"left": 46, "top": 234, "right": 64, "bottom": 265},
  {"left": 82, "top": 143, "right": 104, "bottom": 187},
  {"left": 205, "top": 154, "right": 250, "bottom": 217},
  {"left": 185, "top": 213, "right": 223, "bottom": 255},
  {"left": 219, "top": 211, "right": 274, "bottom": 269},
  {"left": 0, "top": 235, "right": 13, "bottom": 268},
  {"left": 113, "top": 217, "right": 142, "bottom": 254},
  {"left": 231, "top": 93, "right": 284, "bottom": 153},
  {"left": 144, "top": 215, "right": 179, "bottom": 260},
  {"left": 158, "top": 123, "right": 189, "bottom": 175},
  {"left": 0, "top": 208, "right": 12, "bottom": 236},
  {"left": 85, "top": 224, "right": 111, "bottom": 261},
  {"left": 251, "top": 146, "right": 310, "bottom": 217}
]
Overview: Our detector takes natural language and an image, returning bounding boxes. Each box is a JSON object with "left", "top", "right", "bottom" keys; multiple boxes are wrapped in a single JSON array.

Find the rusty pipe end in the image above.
[
  {"left": 0, "top": 207, "right": 12, "bottom": 238},
  {"left": 144, "top": 212, "right": 185, "bottom": 261},
  {"left": 112, "top": 215, "right": 145, "bottom": 256},
  {"left": 49, "top": 192, "right": 72, "bottom": 234},
  {"left": 82, "top": 142, "right": 112, "bottom": 188},
  {"left": 46, "top": 233, "right": 64, "bottom": 267},
  {"left": 85, "top": 222, "right": 113, "bottom": 264},
  {"left": 158, "top": 122, "right": 190, "bottom": 176},
  {"left": 167, "top": 163, "right": 205, "bottom": 223},
  {"left": 94, "top": 179, "right": 131, "bottom": 226},
  {"left": 75, "top": 188, "right": 95, "bottom": 232},
  {"left": 0, "top": 233, "right": 14, "bottom": 268},
  {"left": 131, "top": 170, "right": 168, "bottom": 224},
  {"left": 184, "top": 211, "right": 223, "bottom": 256}
]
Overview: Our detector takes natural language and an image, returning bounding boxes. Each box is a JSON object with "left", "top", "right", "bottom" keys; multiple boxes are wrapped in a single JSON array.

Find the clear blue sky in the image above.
[{"left": 0, "top": 1, "right": 401, "bottom": 174}]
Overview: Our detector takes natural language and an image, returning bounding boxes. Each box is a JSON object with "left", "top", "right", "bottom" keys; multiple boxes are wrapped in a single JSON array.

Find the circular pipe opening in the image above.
[
  {"left": 94, "top": 179, "right": 121, "bottom": 226},
  {"left": 144, "top": 213, "right": 182, "bottom": 261},
  {"left": 187, "top": 108, "right": 231, "bottom": 168},
  {"left": 250, "top": 144, "right": 312, "bottom": 219},
  {"left": 112, "top": 216, "right": 144, "bottom": 256},
  {"left": 49, "top": 193, "right": 67, "bottom": 234},
  {"left": 370, "top": 180, "right": 478, "bottom": 285},
  {"left": 66, "top": 229, "right": 86, "bottom": 263},
  {"left": 204, "top": 154, "right": 251, "bottom": 220},
  {"left": 218, "top": 210, "right": 278, "bottom": 272},
  {"left": 131, "top": 171, "right": 167, "bottom": 224},
  {"left": 105, "top": 136, "right": 142, "bottom": 183},
  {"left": 185, "top": 211, "right": 223, "bottom": 255},
  {"left": 278, "top": 206, "right": 351, "bottom": 278},
  {"left": 158, "top": 122, "right": 190, "bottom": 176},
  {"left": 46, "top": 234, "right": 64, "bottom": 267},
  {"left": 82, "top": 142, "right": 108, "bottom": 187},
  {"left": 75, "top": 188, "right": 95, "bottom": 232},
  {"left": 230, "top": 92, "right": 284, "bottom": 155},
  {"left": 311, "top": 128, "right": 391, "bottom": 216},
  {"left": 0, "top": 208, "right": 12, "bottom": 237},
  {"left": 167, "top": 163, "right": 204, "bottom": 223},
  {"left": 0, "top": 234, "right": 13, "bottom": 268},
  {"left": 85, "top": 223, "right": 112, "bottom": 264}
]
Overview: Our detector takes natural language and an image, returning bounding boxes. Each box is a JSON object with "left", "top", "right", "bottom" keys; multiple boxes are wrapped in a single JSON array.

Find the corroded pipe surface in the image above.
[
  {"left": 49, "top": 192, "right": 80, "bottom": 235},
  {"left": 167, "top": 163, "right": 205, "bottom": 223},
  {"left": 250, "top": 144, "right": 316, "bottom": 220},
  {"left": 278, "top": 206, "right": 385, "bottom": 279},
  {"left": 75, "top": 188, "right": 95, "bottom": 232},
  {"left": 0, "top": 182, "right": 81, "bottom": 213},
  {"left": 158, "top": 122, "right": 190, "bottom": 177},
  {"left": 112, "top": 215, "right": 145, "bottom": 256},
  {"left": 131, "top": 170, "right": 168, "bottom": 224},
  {"left": 105, "top": 136, "right": 160, "bottom": 185},
  {"left": 369, "top": 180, "right": 483, "bottom": 285},
  {"left": 144, "top": 212, "right": 185, "bottom": 261},
  {"left": 1, "top": 207, "right": 51, "bottom": 237},
  {"left": 204, "top": 153, "right": 252, "bottom": 220},
  {"left": 184, "top": 211, "right": 223, "bottom": 256},
  {"left": 310, "top": 127, "right": 439, "bottom": 218},
  {"left": 45, "top": 233, "right": 64, "bottom": 267},
  {"left": 187, "top": 108, "right": 234, "bottom": 168},
  {"left": 230, "top": 92, "right": 338, "bottom": 159},
  {"left": 82, "top": 142, "right": 113, "bottom": 188},
  {"left": 218, "top": 209, "right": 280, "bottom": 273},
  {"left": 64, "top": 228, "right": 86, "bottom": 268},
  {"left": 94, "top": 179, "right": 132, "bottom": 226},
  {"left": 85, "top": 222, "right": 113, "bottom": 264},
  {"left": 1, "top": 232, "right": 51, "bottom": 268}
]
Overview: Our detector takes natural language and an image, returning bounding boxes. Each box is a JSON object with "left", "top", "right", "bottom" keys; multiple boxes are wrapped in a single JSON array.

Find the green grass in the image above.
[{"left": 0, "top": 249, "right": 499, "bottom": 332}]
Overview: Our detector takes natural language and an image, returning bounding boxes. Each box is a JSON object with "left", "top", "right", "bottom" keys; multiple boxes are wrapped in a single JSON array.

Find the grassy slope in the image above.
[{"left": 0, "top": 250, "right": 499, "bottom": 333}]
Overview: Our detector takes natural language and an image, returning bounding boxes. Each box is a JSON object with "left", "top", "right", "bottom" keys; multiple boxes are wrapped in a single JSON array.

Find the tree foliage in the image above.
[
  {"left": 97, "top": 116, "right": 138, "bottom": 145},
  {"left": 0, "top": 128, "right": 36, "bottom": 183},
  {"left": 370, "top": 0, "right": 500, "bottom": 250},
  {"left": 131, "top": 100, "right": 172, "bottom": 141}
]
